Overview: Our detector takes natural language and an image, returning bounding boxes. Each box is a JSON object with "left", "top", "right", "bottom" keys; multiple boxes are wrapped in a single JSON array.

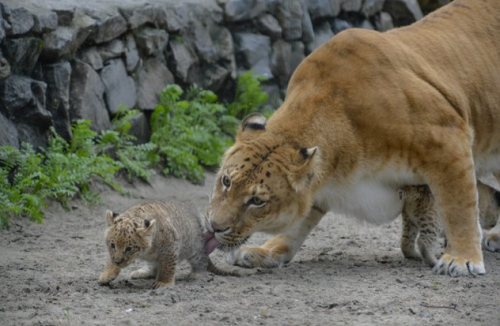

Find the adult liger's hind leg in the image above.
[
  {"left": 227, "top": 207, "right": 325, "bottom": 268},
  {"left": 424, "top": 139, "right": 484, "bottom": 276}
]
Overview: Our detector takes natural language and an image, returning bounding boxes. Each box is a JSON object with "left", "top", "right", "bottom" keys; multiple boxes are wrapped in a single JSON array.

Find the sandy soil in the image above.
[{"left": 1, "top": 172, "right": 499, "bottom": 326}]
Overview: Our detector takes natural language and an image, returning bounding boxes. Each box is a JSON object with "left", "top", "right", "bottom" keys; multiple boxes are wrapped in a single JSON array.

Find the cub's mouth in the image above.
[{"left": 204, "top": 231, "right": 249, "bottom": 255}]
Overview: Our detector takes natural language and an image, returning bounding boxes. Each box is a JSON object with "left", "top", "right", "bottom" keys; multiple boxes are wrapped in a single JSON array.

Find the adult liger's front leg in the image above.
[
  {"left": 226, "top": 207, "right": 325, "bottom": 268},
  {"left": 427, "top": 143, "right": 485, "bottom": 276}
]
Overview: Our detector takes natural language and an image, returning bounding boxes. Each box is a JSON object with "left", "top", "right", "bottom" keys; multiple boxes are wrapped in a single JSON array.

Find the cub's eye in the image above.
[
  {"left": 221, "top": 175, "right": 231, "bottom": 188},
  {"left": 248, "top": 197, "right": 265, "bottom": 207},
  {"left": 125, "top": 247, "right": 133, "bottom": 253},
  {"left": 110, "top": 243, "right": 115, "bottom": 249}
]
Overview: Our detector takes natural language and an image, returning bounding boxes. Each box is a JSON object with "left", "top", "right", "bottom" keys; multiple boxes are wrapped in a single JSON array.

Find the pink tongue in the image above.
[{"left": 204, "top": 232, "right": 219, "bottom": 255}]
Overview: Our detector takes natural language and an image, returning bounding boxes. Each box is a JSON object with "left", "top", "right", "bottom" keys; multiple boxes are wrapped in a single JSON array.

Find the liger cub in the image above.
[
  {"left": 205, "top": 0, "right": 500, "bottom": 277},
  {"left": 98, "top": 200, "right": 239, "bottom": 289},
  {"left": 399, "top": 182, "right": 500, "bottom": 268}
]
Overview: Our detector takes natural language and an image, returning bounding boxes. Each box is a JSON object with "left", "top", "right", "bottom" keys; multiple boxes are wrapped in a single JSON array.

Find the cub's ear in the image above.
[
  {"left": 105, "top": 210, "right": 119, "bottom": 226},
  {"left": 236, "top": 113, "right": 267, "bottom": 142},
  {"left": 287, "top": 147, "right": 321, "bottom": 193},
  {"left": 138, "top": 219, "right": 156, "bottom": 237}
]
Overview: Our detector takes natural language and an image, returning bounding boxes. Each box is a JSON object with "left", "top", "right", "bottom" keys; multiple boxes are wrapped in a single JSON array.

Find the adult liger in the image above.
[{"left": 205, "top": 0, "right": 500, "bottom": 277}]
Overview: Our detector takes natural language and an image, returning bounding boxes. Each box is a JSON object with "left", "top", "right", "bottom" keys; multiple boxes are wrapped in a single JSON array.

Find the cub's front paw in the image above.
[
  {"left": 98, "top": 271, "right": 118, "bottom": 285},
  {"left": 225, "top": 246, "right": 286, "bottom": 269},
  {"left": 152, "top": 280, "right": 174, "bottom": 289},
  {"left": 433, "top": 253, "right": 485, "bottom": 277},
  {"left": 483, "top": 233, "right": 500, "bottom": 252}
]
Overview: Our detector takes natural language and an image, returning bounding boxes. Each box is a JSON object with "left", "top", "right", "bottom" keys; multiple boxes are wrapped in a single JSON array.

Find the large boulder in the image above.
[
  {"left": 221, "top": 0, "right": 267, "bottom": 22},
  {"left": 96, "top": 39, "right": 125, "bottom": 62},
  {"left": 42, "top": 9, "right": 96, "bottom": 61},
  {"left": 307, "top": 0, "right": 341, "bottom": 22},
  {"left": 86, "top": 10, "right": 128, "bottom": 44},
  {"left": 275, "top": 0, "right": 303, "bottom": 41},
  {"left": 383, "top": 0, "right": 423, "bottom": 27},
  {"left": 233, "top": 32, "right": 272, "bottom": 78},
  {"left": 43, "top": 61, "right": 72, "bottom": 140},
  {"left": 135, "top": 58, "right": 174, "bottom": 111},
  {"left": 100, "top": 59, "right": 137, "bottom": 115},
  {"left": 168, "top": 39, "right": 200, "bottom": 85},
  {"left": 119, "top": 3, "right": 188, "bottom": 32},
  {"left": 0, "top": 112, "right": 19, "bottom": 147},
  {"left": 31, "top": 8, "right": 58, "bottom": 33},
  {"left": 69, "top": 60, "right": 110, "bottom": 132},
  {"left": 306, "top": 21, "right": 334, "bottom": 54},
  {"left": 3, "top": 37, "right": 43, "bottom": 76},
  {"left": 124, "top": 34, "right": 140, "bottom": 72},
  {"left": 256, "top": 14, "right": 282, "bottom": 40},
  {"left": 0, "top": 50, "right": 10, "bottom": 80},
  {"left": 362, "top": 0, "right": 386, "bottom": 17},
  {"left": 0, "top": 75, "right": 52, "bottom": 136},
  {"left": 134, "top": 28, "right": 169, "bottom": 58},
  {"left": 4, "top": 6, "right": 34, "bottom": 35},
  {"left": 77, "top": 46, "right": 103, "bottom": 71}
]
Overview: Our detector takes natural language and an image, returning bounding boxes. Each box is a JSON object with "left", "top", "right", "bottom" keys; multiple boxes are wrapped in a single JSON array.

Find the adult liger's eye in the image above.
[{"left": 222, "top": 175, "right": 231, "bottom": 188}]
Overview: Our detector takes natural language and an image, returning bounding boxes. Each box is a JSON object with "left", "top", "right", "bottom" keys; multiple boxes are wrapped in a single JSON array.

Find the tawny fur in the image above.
[
  {"left": 98, "top": 200, "right": 239, "bottom": 289},
  {"left": 400, "top": 181, "right": 500, "bottom": 267},
  {"left": 206, "top": 0, "right": 500, "bottom": 276}
]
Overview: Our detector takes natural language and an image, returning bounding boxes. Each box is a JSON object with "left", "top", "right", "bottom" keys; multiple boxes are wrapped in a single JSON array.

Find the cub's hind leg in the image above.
[{"left": 400, "top": 210, "right": 420, "bottom": 260}]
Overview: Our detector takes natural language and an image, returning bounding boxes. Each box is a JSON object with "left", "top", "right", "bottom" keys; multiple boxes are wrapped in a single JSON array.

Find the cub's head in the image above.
[
  {"left": 104, "top": 210, "right": 156, "bottom": 268},
  {"left": 205, "top": 113, "right": 321, "bottom": 252}
]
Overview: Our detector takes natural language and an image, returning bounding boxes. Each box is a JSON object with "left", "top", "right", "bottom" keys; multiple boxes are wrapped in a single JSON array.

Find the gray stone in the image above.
[
  {"left": 362, "top": 0, "right": 386, "bottom": 17},
  {"left": 70, "top": 60, "right": 110, "bottom": 132},
  {"left": 0, "top": 112, "right": 19, "bottom": 147},
  {"left": 270, "top": 40, "right": 292, "bottom": 87},
  {"left": 261, "top": 83, "right": 282, "bottom": 108},
  {"left": 119, "top": 4, "right": 188, "bottom": 32},
  {"left": 128, "top": 111, "right": 151, "bottom": 144},
  {"left": 383, "top": 0, "right": 423, "bottom": 27},
  {"left": 223, "top": 0, "right": 267, "bottom": 22},
  {"left": 341, "top": 0, "right": 362, "bottom": 12},
  {"left": 87, "top": 10, "right": 128, "bottom": 44},
  {"left": 16, "top": 123, "right": 49, "bottom": 150},
  {"left": 375, "top": 12, "right": 394, "bottom": 32},
  {"left": 276, "top": 0, "right": 303, "bottom": 41},
  {"left": 289, "top": 41, "right": 305, "bottom": 76},
  {"left": 233, "top": 33, "right": 272, "bottom": 78},
  {"left": 211, "top": 26, "right": 236, "bottom": 80},
  {"left": 100, "top": 59, "right": 137, "bottom": 115},
  {"left": 135, "top": 58, "right": 174, "bottom": 111},
  {"left": 301, "top": 9, "right": 314, "bottom": 44},
  {"left": 168, "top": 39, "right": 200, "bottom": 85},
  {"left": 257, "top": 14, "right": 282, "bottom": 40},
  {"left": 191, "top": 21, "right": 217, "bottom": 64},
  {"left": 135, "top": 28, "right": 169, "bottom": 57},
  {"left": 0, "top": 75, "right": 51, "bottom": 127},
  {"left": 54, "top": 9, "right": 75, "bottom": 27},
  {"left": 3, "top": 37, "right": 43, "bottom": 76},
  {"left": 32, "top": 9, "right": 58, "bottom": 33},
  {"left": 360, "top": 20, "right": 375, "bottom": 30},
  {"left": 418, "top": 0, "right": 451, "bottom": 14},
  {"left": 306, "top": 21, "right": 333, "bottom": 54},
  {"left": 0, "top": 51, "right": 11, "bottom": 80},
  {"left": 0, "top": 3, "right": 8, "bottom": 41},
  {"left": 307, "top": 0, "right": 340, "bottom": 22},
  {"left": 43, "top": 61, "right": 72, "bottom": 140},
  {"left": 125, "top": 34, "right": 140, "bottom": 72},
  {"left": 266, "top": 0, "right": 284, "bottom": 16},
  {"left": 204, "top": 64, "right": 232, "bottom": 92},
  {"left": 97, "top": 39, "right": 125, "bottom": 62},
  {"left": 5, "top": 7, "right": 34, "bottom": 35},
  {"left": 332, "top": 18, "right": 352, "bottom": 34},
  {"left": 42, "top": 10, "right": 96, "bottom": 61},
  {"left": 78, "top": 47, "right": 103, "bottom": 70}
]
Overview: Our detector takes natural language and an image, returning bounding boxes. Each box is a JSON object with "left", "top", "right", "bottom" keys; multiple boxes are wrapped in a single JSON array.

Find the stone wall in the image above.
[{"left": 0, "top": 0, "right": 425, "bottom": 148}]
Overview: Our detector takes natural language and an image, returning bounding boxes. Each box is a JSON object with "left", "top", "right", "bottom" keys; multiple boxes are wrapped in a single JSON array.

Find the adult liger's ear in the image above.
[
  {"left": 236, "top": 113, "right": 267, "bottom": 142},
  {"left": 287, "top": 147, "right": 321, "bottom": 193},
  {"left": 137, "top": 219, "right": 156, "bottom": 237},
  {"left": 105, "top": 210, "right": 119, "bottom": 226}
]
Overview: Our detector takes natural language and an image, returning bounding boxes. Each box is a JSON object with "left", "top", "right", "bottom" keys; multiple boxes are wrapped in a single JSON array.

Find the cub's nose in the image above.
[
  {"left": 113, "top": 258, "right": 124, "bottom": 265},
  {"left": 210, "top": 221, "right": 230, "bottom": 233}
]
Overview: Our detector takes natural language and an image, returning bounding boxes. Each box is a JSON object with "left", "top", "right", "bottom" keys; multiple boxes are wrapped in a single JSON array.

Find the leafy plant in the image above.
[
  {"left": 228, "top": 71, "right": 272, "bottom": 119},
  {"left": 151, "top": 85, "right": 238, "bottom": 183}
]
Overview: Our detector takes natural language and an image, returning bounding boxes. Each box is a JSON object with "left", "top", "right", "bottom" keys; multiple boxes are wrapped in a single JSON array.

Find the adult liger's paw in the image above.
[
  {"left": 483, "top": 233, "right": 500, "bottom": 252},
  {"left": 433, "top": 254, "right": 485, "bottom": 277},
  {"left": 225, "top": 246, "right": 285, "bottom": 269}
]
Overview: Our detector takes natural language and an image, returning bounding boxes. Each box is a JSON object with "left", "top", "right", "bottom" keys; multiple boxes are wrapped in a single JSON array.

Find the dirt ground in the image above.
[{"left": 1, "top": 172, "right": 499, "bottom": 326}]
